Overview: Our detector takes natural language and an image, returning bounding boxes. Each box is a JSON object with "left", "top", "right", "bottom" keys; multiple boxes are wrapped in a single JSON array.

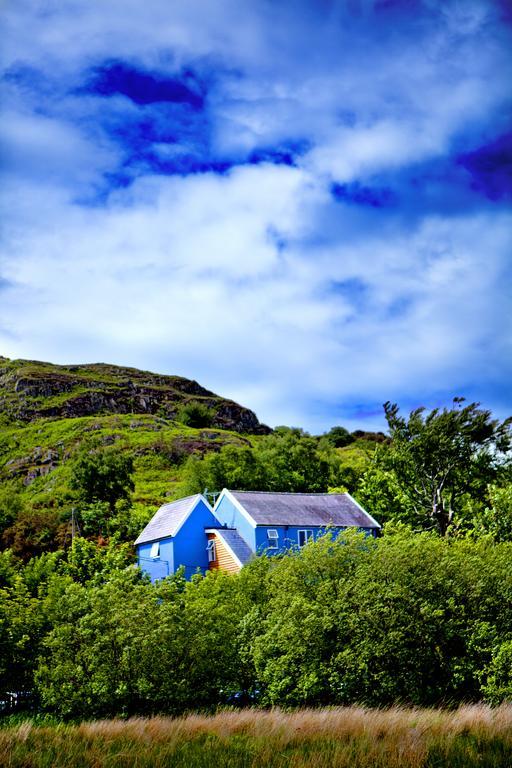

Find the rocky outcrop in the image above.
[
  {"left": 5, "top": 446, "right": 62, "bottom": 485},
  {"left": 0, "top": 358, "right": 271, "bottom": 435}
]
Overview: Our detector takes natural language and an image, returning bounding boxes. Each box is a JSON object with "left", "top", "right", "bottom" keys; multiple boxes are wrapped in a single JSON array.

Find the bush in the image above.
[
  {"left": 177, "top": 402, "right": 215, "bottom": 428},
  {"left": 2, "top": 509, "right": 64, "bottom": 561}
]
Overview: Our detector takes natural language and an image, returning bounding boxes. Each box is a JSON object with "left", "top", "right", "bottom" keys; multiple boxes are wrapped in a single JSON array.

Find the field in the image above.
[{"left": 2, "top": 705, "right": 512, "bottom": 768}]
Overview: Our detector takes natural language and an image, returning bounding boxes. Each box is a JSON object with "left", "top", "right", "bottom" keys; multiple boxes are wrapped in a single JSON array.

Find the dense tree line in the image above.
[
  {"left": 1, "top": 528, "right": 512, "bottom": 717},
  {"left": 1, "top": 399, "right": 510, "bottom": 559}
]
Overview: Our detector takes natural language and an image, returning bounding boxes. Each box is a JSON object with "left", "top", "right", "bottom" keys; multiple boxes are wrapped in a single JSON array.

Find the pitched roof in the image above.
[
  {"left": 134, "top": 494, "right": 209, "bottom": 545},
  {"left": 215, "top": 528, "right": 253, "bottom": 565},
  {"left": 227, "top": 490, "right": 380, "bottom": 529}
]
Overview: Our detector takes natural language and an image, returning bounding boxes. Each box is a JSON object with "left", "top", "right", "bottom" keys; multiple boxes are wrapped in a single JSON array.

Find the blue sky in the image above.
[{"left": 1, "top": 0, "right": 511, "bottom": 432}]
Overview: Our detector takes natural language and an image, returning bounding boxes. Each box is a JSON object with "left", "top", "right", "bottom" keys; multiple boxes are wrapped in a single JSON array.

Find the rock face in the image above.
[{"left": 0, "top": 358, "right": 271, "bottom": 435}]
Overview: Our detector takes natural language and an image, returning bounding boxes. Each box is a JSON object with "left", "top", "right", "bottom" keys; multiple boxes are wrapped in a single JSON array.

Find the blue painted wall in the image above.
[
  {"left": 213, "top": 494, "right": 256, "bottom": 550},
  {"left": 137, "top": 537, "right": 174, "bottom": 581},
  {"left": 254, "top": 525, "right": 377, "bottom": 555},
  {"left": 173, "top": 498, "right": 222, "bottom": 579}
]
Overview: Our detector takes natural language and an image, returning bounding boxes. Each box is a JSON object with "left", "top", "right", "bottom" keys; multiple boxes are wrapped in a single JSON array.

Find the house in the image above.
[
  {"left": 135, "top": 489, "right": 380, "bottom": 582},
  {"left": 134, "top": 494, "right": 220, "bottom": 581}
]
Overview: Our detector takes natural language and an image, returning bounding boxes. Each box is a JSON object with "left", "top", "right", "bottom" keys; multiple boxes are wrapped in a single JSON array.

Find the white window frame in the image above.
[
  {"left": 267, "top": 529, "right": 279, "bottom": 549},
  {"left": 206, "top": 539, "right": 216, "bottom": 563},
  {"left": 298, "top": 529, "right": 314, "bottom": 548},
  {"left": 150, "top": 541, "right": 160, "bottom": 559}
]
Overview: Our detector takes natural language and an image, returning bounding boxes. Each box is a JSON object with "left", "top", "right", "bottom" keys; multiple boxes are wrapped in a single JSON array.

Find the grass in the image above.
[
  {"left": 0, "top": 413, "right": 252, "bottom": 508},
  {"left": 2, "top": 705, "right": 512, "bottom": 768}
]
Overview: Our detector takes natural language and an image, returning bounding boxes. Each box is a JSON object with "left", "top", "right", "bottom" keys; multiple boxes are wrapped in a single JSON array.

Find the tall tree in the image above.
[
  {"left": 383, "top": 398, "right": 511, "bottom": 535},
  {"left": 71, "top": 443, "right": 134, "bottom": 513}
]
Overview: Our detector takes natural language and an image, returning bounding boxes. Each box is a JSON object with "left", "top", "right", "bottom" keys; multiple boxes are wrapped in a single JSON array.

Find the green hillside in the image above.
[{"left": 0, "top": 357, "right": 268, "bottom": 513}]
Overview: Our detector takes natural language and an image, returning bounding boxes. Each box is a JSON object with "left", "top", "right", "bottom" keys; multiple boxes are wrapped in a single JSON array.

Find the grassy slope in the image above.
[
  {"left": 2, "top": 706, "right": 512, "bottom": 768},
  {"left": 0, "top": 358, "right": 261, "bottom": 518},
  {"left": 0, "top": 414, "right": 252, "bottom": 509}
]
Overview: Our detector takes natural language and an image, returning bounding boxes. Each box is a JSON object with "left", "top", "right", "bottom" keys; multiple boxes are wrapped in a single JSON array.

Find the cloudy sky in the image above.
[{"left": 1, "top": 0, "right": 511, "bottom": 431}]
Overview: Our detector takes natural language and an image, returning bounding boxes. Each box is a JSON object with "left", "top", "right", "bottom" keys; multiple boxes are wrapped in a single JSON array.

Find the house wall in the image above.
[
  {"left": 253, "top": 525, "right": 376, "bottom": 554},
  {"left": 137, "top": 537, "right": 174, "bottom": 582},
  {"left": 206, "top": 532, "right": 241, "bottom": 574},
  {"left": 253, "top": 525, "right": 332, "bottom": 554},
  {"left": 173, "top": 498, "right": 222, "bottom": 579},
  {"left": 213, "top": 494, "right": 256, "bottom": 550}
]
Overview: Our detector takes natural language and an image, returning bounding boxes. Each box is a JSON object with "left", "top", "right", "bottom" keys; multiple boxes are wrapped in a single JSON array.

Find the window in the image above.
[
  {"left": 267, "top": 529, "right": 278, "bottom": 549},
  {"left": 206, "top": 539, "right": 216, "bottom": 562},
  {"left": 298, "top": 529, "right": 314, "bottom": 547},
  {"left": 150, "top": 541, "right": 160, "bottom": 559}
]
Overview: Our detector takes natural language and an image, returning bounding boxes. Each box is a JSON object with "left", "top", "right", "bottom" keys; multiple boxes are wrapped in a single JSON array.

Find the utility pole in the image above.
[
  {"left": 70, "top": 507, "right": 81, "bottom": 542},
  {"left": 204, "top": 488, "right": 220, "bottom": 505}
]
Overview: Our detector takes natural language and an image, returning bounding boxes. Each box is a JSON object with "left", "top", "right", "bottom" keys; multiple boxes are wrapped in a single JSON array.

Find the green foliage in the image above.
[
  {"left": 0, "top": 410, "right": 252, "bottom": 515},
  {"left": 379, "top": 399, "right": 512, "bottom": 534},
  {"left": 0, "top": 575, "right": 45, "bottom": 698},
  {"left": 35, "top": 568, "right": 249, "bottom": 717},
  {"left": 183, "top": 430, "right": 334, "bottom": 495},
  {"left": 1, "top": 529, "right": 512, "bottom": 716},
  {"left": 70, "top": 442, "right": 134, "bottom": 512},
  {"left": 0, "top": 490, "right": 24, "bottom": 537},
  {"left": 0, "top": 549, "right": 19, "bottom": 588},
  {"left": 2, "top": 509, "right": 64, "bottom": 561},
  {"left": 177, "top": 402, "right": 214, "bottom": 428},
  {"left": 481, "top": 641, "right": 512, "bottom": 705},
  {"left": 357, "top": 455, "right": 416, "bottom": 526},
  {"left": 250, "top": 529, "right": 512, "bottom": 708},
  {"left": 322, "top": 426, "right": 354, "bottom": 448},
  {"left": 472, "top": 484, "right": 512, "bottom": 542}
]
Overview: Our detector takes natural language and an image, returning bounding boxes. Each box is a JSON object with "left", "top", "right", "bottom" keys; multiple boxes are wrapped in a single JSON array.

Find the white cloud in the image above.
[
  {"left": 1, "top": 0, "right": 511, "bottom": 431},
  {"left": 1, "top": 145, "right": 511, "bottom": 429}
]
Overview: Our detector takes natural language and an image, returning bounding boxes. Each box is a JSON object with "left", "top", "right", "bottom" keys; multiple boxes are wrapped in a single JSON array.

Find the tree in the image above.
[
  {"left": 357, "top": 460, "right": 416, "bottom": 526},
  {"left": 473, "top": 484, "right": 512, "bottom": 542},
  {"left": 322, "top": 426, "right": 354, "bottom": 448},
  {"left": 71, "top": 443, "right": 134, "bottom": 513},
  {"left": 35, "top": 568, "right": 249, "bottom": 717},
  {"left": 251, "top": 527, "right": 512, "bottom": 708},
  {"left": 382, "top": 399, "right": 512, "bottom": 535},
  {"left": 182, "top": 430, "right": 331, "bottom": 495}
]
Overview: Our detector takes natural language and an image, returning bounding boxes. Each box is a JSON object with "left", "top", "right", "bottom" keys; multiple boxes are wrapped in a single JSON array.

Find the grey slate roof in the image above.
[
  {"left": 215, "top": 528, "right": 253, "bottom": 565},
  {"left": 134, "top": 494, "right": 206, "bottom": 545},
  {"left": 228, "top": 491, "right": 380, "bottom": 529}
]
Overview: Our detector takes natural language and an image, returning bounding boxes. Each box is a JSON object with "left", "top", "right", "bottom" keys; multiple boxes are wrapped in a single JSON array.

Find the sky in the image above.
[{"left": 1, "top": 0, "right": 511, "bottom": 432}]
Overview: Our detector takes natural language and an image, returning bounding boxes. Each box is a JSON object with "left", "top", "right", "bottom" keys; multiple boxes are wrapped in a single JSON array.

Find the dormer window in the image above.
[
  {"left": 150, "top": 541, "right": 160, "bottom": 559},
  {"left": 267, "top": 529, "right": 278, "bottom": 549},
  {"left": 206, "top": 539, "right": 216, "bottom": 562}
]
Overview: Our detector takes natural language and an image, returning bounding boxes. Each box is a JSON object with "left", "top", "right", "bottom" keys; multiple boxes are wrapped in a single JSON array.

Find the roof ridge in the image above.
[
  {"left": 160, "top": 493, "right": 201, "bottom": 507},
  {"left": 230, "top": 490, "right": 347, "bottom": 497}
]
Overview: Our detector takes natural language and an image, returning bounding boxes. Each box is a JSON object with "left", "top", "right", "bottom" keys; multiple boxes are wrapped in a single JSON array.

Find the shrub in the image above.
[{"left": 177, "top": 402, "right": 214, "bottom": 428}]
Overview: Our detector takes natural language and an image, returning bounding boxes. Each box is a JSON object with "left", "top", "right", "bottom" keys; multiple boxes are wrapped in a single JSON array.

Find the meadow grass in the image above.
[{"left": 1, "top": 704, "right": 512, "bottom": 768}]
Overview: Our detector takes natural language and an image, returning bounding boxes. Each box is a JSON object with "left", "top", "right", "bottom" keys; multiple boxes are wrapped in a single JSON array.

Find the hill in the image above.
[{"left": 0, "top": 357, "right": 269, "bottom": 510}]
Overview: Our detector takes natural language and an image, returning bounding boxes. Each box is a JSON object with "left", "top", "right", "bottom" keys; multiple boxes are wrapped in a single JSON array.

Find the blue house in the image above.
[
  {"left": 135, "top": 489, "right": 380, "bottom": 581},
  {"left": 134, "top": 494, "right": 220, "bottom": 581}
]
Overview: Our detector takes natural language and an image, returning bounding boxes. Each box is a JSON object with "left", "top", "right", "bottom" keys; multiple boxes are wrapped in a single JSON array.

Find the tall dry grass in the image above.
[{"left": 1, "top": 704, "right": 512, "bottom": 768}]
